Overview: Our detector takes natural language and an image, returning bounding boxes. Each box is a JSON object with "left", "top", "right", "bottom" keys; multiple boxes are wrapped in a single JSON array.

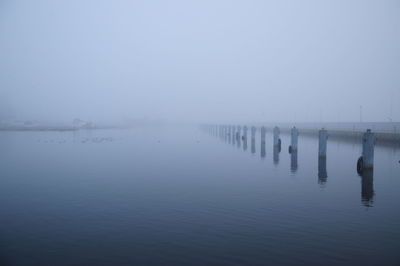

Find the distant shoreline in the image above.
[
  {"left": 0, "top": 125, "right": 150, "bottom": 132},
  {"left": 0, "top": 126, "right": 78, "bottom": 131}
]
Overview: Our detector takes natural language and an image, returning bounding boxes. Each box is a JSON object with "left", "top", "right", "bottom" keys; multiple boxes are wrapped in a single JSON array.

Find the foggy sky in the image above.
[{"left": 1, "top": 0, "right": 399, "bottom": 124}]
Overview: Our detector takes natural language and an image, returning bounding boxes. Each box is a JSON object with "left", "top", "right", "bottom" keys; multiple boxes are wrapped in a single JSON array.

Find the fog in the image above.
[{"left": 1, "top": 0, "right": 399, "bottom": 125}]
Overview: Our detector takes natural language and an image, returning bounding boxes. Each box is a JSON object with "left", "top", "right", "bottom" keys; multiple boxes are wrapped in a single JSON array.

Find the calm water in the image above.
[{"left": 0, "top": 127, "right": 399, "bottom": 266}]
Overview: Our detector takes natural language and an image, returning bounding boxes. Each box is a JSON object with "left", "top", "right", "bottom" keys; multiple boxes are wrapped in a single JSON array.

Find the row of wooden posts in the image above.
[
  {"left": 202, "top": 125, "right": 376, "bottom": 171},
  {"left": 201, "top": 124, "right": 375, "bottom": 207}
]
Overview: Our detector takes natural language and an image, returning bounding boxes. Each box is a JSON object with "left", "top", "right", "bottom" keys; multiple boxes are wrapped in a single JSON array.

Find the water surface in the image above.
[{"left": 0, "top": 126, "right": 399, "bottom": 265}]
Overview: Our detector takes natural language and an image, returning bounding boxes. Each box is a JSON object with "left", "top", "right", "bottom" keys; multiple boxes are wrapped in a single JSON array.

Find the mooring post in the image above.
[
  {"left": 251, "top": 126, "right": 256, "bottom": 140},
  {"left": 273, "top": 145, "right": 279, "bottom": 164},
  {"left": 261, "top": 126, "right": 266, "bottom": 144},
  {"left": 243, "top": 126, "right": 248, "bottom": 150},
  {"left": 318, "top": 128, "right": 328, "bottom": 157},
  {"left": 362, "top": 129, "right": 376, "bottom": 169},
  {"left": 237, "top": 126, "right": 241, "bottom": 140},
  {"left": 261, "top": 141, "right": 266, "bottom": 158},
  {"left": 273, "top": 126, "right": 280, "bottom": 146},
  {"left": 290, "top": 127, "right": 299, "bottom": 151},
  {"left": 237, "top": 126, "right": 242, "bottom": 147},
  {"left": 232, "top": 125, "right": 236, "bottom": 144}
]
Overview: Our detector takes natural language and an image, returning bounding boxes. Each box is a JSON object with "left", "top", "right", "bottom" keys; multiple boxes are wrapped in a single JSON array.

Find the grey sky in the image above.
[{"left": 1, "top": 0, "right": 399, "bottom": 124}]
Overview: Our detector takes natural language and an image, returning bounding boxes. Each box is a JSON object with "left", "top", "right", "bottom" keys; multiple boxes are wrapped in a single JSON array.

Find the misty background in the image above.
[{"left": 1, "top": 0, "right": 399, "bottom": 125}]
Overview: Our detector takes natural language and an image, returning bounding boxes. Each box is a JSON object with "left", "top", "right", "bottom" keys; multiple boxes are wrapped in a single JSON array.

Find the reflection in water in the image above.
[
  {"left": 261, "top": 142, "right": 266, "bottom": 158},
  {"left": 273, "top": 145, "right": 280, "bottom": 165},
  {"left": 361, "top": 169, "right": 374, "bottom": 207},
  {"left": 318, "top": 157, "right": 328, "bottom": 186},
  {"left": 290, "top": 151, "right": 298, "bottom": 173}
]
